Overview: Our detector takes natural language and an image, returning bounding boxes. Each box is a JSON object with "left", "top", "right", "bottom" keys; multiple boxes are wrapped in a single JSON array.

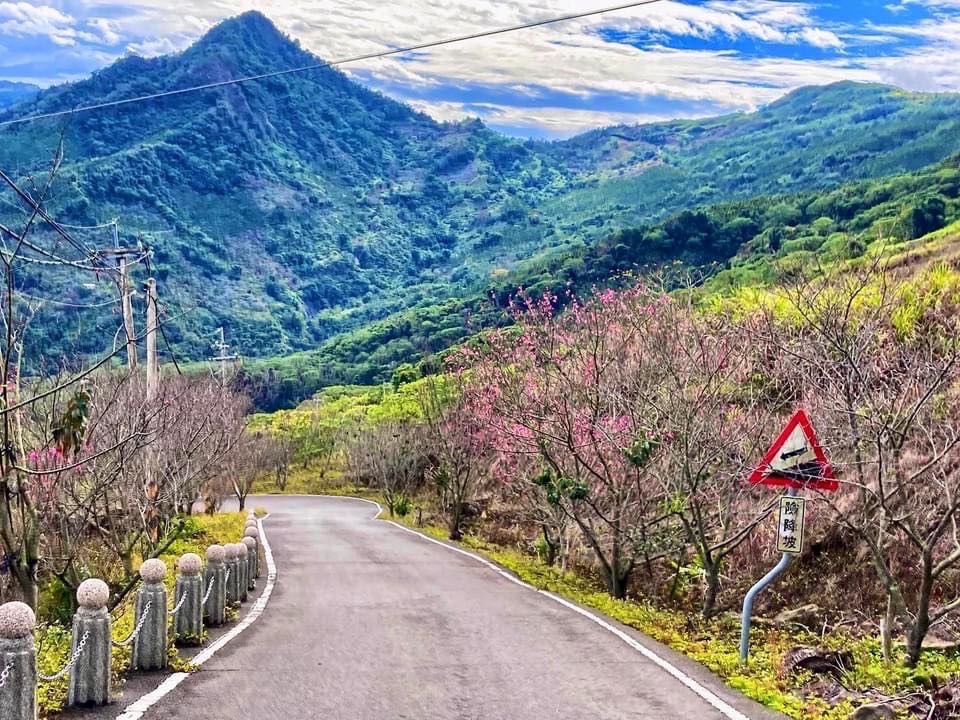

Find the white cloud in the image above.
[
  {"left": 126, "top": 34, "right": 191, "bottom": 57},
  {"left": 797, "top": 27, "right": 843, "bottom": 48},
  {"left": 2, "top": 1, "right": 960, "bottom": 135},
  {"left": 86, "top": 17, "right": 120, "bottom": 45},
  {"left": 0, "top": 2, "right": 78, "bottom": 45},
  {"left": 406, "top": 98, "right": 688, "bottom": 135}
]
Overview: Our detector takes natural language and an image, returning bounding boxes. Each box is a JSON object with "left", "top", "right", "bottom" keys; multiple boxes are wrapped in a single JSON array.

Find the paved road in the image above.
[{"left": 144, "top": 495, "right": 783, "bottom": 720}]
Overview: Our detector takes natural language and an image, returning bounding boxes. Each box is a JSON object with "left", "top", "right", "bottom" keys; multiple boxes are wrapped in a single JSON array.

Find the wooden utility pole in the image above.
[
  {"left": 210, "top": 326, "right": 238, "bottom": 387},
  {"left": 100, "top": 219, "right": 142, "bottom": 370},
  {"left": 144, "top": 277, "right": 160, "bottom": 542},
  {"left": 145, "top": 278, "right": 158, "bottom": 401},
  {"left": 119, "top": 257, "right": 138, "bottom": 369}
]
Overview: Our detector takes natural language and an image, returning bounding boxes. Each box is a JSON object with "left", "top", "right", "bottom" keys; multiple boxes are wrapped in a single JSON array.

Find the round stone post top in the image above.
[
  {"left": 244, "top": 519, "right": 258, "bottom": 529},
  {"left": 139, "top": 558, "right": 167, "bottom": 583},
  {"left": 77, "top": 578, "right": 110, "bottom": 609},
  {"left": 243, "top": 526, "right": 259, "bottom": 540},
  {"left": 224, "top": 543, "right": 241, "bottom": 560},
  {"left": 206, "top": 544, "right": 226, "bottom": 563},
  {"left": 0, "top": 601, "right": 36, "bottom": 638},
  {"left": 242, "top": 536, "right": 256, "bottom": 550},
  {"left": 178, "top": 553, "right": 203, "bottom": 576}
]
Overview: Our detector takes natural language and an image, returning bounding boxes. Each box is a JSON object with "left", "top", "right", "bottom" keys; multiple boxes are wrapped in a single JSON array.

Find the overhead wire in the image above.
[
  {"left": 0, "top": 0, "right": 670, "bottom": 129},
  {"left": 57, "top": 219, "right": 119, "bottom": 230},
  {"left": 16, "top": 291, "right": 121, "bottom": 309}
]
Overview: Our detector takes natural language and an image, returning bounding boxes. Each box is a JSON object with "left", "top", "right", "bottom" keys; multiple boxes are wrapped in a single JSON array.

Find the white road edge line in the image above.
[
  {"left": 356, "top": 499, "right": 751, "bottom": 720},
  {"left": 115, "top": 514, "right": 278, "bottom": 720}
]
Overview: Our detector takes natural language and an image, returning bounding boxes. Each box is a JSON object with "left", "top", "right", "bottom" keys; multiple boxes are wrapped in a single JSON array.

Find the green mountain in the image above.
[
  {"left": 2, "top": 11, "right": 960, "bottom": 399},
  {"left": 0, "top": 80, "right": 39, "bottom": 109},
  {"left": 243, "top": 153, "right": 960, "bottom": 410}
]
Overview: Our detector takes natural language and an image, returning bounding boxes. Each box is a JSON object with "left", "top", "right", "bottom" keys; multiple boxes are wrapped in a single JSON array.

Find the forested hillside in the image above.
[
  {"left": 242, "top": 154, "right": 960, "bottom": 409},
  {"left": 3, "top": 11, "right": 960, "bottom": 382}
]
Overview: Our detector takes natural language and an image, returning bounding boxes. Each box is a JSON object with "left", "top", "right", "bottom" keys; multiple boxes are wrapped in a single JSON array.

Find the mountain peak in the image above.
[
  {"left": 191, "top": 11, "right": 304, "bottom": 62},
  {"left": 219, "top": 10, "right": 281, "bottom": 35}
]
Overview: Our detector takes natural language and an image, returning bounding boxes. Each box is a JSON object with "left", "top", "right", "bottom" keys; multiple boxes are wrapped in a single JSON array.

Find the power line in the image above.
[
  {"left": 0, "top": 0, "right": 670, "bottom": 129},
  {"left": 15, "top": 291, "right": 120, "bottom": 309},
  {"left": 57, "top": 219, "right": 118, "bottom": 230}
]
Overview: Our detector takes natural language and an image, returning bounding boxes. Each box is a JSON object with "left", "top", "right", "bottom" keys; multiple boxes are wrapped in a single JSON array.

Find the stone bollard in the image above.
[
  {"left": 203, "top": 545, "right": 227, "bottom": 627},
  {"left": 0, "top": 602, "right": 36, "bottom": 720},
  {"left": 244, "top": 525, "right": 261, "bottom": 578},
  {"left": 242, "top": 537, "right": 257, "bottom": 592},
  {"left": 131, "top": 559, "right": 167, "bottom": 671},
  {"left": 224, "top": 544, "right": 242, "bottom": 606},
  {"left": 233, "top": 543, "right": 249, "bottom": 602},
  {"left": 174, "top": 553, "right": 204, "bottom": 646},
  {"left": 68, "top": 579, "right": 111, "bottom": 706}
]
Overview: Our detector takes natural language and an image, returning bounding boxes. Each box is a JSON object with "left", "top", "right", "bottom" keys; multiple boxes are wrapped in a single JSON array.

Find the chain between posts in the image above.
[
  {"left": 0, "top": 658, "right": 14, "bottom": 689},
  {"left": 200, "top": 582, "right": 216, "bottom": 606},
  {"left": 113, "top": 600, "right": 153, "bottom": 648},
  {"left": 201, "top": 567, "right": 228, "bottom": 606},
  {"left": 168, "top": 591, "right": 188, "bottom": 616},
  {"left": 37, "top": 629, "right": 91, "bottom": 682}
]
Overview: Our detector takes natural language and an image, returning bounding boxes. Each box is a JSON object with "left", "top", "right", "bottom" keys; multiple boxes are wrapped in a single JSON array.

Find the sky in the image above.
[{"left": 1, "top": 1, "right": 960, "bottom": 138}]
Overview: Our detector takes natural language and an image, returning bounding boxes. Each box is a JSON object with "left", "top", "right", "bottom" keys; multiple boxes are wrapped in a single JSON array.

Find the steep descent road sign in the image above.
[{"left": 748, "top": 409, "right": 837, "bottom": 491}]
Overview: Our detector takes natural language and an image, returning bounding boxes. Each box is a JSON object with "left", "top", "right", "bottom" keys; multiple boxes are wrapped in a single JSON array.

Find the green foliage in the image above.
[
  {"left": 244, "top": 152, "right": 960, "bottom": 409},
  {"left": 393, "top": 494, "right": 412, "bottom": 518}
]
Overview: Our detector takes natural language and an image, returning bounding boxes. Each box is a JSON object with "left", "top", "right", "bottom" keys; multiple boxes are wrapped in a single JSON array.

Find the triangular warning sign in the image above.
[{"left": 748, "top": 409, "right": 837, "bottom": 491}]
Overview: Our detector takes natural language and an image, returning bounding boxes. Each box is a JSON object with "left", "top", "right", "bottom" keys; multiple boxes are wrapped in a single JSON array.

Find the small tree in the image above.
[
  {"left": 466, "top": 288, "right": 674, "bottom": 599},
  {"left": 344, "top": 422, "right": 425, "bottom": 517},
  {"left": 419, "top": 374, "right": 486, "bottom": 540},
  {"left": 760, "top": 261, "right": 960, "bottom": 665},
  {"left": 635, "top": 291, "right": 779, "bottom": 616}
]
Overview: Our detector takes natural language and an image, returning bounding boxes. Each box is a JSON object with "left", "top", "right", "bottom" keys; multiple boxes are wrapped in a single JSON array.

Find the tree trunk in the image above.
[
  {"left": 448, "top": 500, "right": 463, "bottom": 540},
  {"left": 238, "top": 495, "right": 246, "bottom": 511},
  {"left": 602, "top": 564, "right": 630, "bottom": 600},
  {"left": 881, "top": 594, "right": 895, "bottom": 662},
  {"left": 702, "top": 561, "right": 720, "bottom": 618},
  {"left": 905, "top": 560, "right": 934, "bottom": 667},
  {"left": 540, "top": 524, "right": 558, "bottom": 566}
]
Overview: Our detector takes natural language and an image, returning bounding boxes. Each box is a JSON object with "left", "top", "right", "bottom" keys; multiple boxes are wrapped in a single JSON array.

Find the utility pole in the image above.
[
  {"left": 115, "top": 220, "right": 138, "bottom": 370},
  {"left": 98, "top": 220, "right": 141, "bottom": 370},
  {"left": 144, "top": 277, "right": 160, "bottom": 542},
  {"left": 210, "top": 326, "right": 238, "bottom": 387},
  {"left": 119, "top": 256, "right": 138, "bottom": 369},
  {"left": 145, "top": 278, "right": 158, "bottom": 400}
]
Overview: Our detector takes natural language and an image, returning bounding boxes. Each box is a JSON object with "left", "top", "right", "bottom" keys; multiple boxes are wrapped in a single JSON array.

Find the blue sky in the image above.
[{"left": 1, "top": 1, "right": 960, "bottom": 137}]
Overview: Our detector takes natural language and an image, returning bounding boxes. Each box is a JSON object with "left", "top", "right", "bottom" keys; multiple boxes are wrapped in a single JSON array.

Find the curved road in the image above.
[{"left": 145, "top": 496, "right": 783, "bottom": 720}]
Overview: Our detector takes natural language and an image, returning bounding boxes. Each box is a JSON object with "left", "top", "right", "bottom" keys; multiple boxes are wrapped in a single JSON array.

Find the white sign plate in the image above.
[{"left": 777, "top": 496, "right": 805, "bottom": 554}]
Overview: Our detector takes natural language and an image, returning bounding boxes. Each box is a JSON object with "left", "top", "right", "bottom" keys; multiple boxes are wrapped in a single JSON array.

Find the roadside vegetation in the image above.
[
  {"left": 0, "top": 158, "right": 286, "bottom": 717},
  {"left": 251, "top": 244, "right": 960, "bottom": 719}
]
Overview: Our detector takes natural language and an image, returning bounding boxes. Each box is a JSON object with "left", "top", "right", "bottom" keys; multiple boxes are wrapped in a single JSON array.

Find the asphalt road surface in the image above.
[{"left": 143, "top": 495, "right": 784, "bottom": 720}]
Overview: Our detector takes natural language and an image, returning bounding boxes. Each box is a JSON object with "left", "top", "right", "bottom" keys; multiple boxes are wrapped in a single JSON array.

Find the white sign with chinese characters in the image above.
[{"left": 777, "top": 496, "right": 805, "bottom": 554}]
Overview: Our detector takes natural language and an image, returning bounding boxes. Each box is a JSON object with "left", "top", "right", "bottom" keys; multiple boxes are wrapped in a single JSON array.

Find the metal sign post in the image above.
[
  {"left": 739, "top": 487, "right": 799, "bottom": 664},
  {"left": 739, "top": 408, "right": 835, "bottom": 665}
]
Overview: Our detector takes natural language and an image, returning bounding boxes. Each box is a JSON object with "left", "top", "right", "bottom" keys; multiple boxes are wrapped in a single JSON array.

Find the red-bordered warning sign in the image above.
[{"left": 748, "top": 409, "right": 837, "bottom": 491}]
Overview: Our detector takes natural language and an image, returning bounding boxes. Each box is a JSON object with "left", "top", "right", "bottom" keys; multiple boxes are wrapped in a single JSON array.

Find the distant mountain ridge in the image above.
[
  {"left": 0, "top": 80, "right": 39, "bottom": 109},
  {"left": 2, "top": 11, "right": 960, "bottom": 367}
]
